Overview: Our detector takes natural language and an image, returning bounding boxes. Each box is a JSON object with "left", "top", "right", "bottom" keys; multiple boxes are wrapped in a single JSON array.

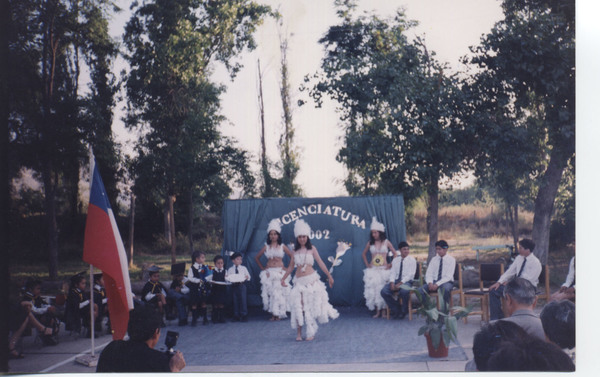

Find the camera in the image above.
[{"left": 165, "top": 330, "right": 179, "bottom": 357}]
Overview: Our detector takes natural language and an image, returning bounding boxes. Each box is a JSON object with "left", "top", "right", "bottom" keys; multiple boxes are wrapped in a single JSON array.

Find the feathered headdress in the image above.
[
  {"left": 267, "top": 218, "right": 282, "bottom": 234},
  {"left": 370, "top": 216, "right": 385, "bottom": 232},
  {"left": 294, "top": 219, "right": 311, "bottom": 238}
]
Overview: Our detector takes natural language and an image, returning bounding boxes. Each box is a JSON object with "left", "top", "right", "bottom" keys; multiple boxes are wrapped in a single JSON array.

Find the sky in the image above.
[{"left": 110, "top": 0, "right": 505, "bottom": 198}]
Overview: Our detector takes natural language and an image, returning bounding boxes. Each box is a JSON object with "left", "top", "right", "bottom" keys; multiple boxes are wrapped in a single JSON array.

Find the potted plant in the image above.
[{"left": 407, "top": 286, "right": 471, "bottom": 358}]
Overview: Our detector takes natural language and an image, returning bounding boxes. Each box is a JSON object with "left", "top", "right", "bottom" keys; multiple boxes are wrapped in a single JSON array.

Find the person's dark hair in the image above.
[
  {"left": 70, "top": 274, "right": 86, "bottom": 288},
  {"left": 540, "top": 300, "right": 575, "bottom": 349},
  {"left": 266, "top": 231, "right": 282, "bottom": 246},
  {"left": 25, "top": 278, "right": 42, "bottom": 291},
  {"left": 519, "top": 238, "right": 535, "bottom": 252},
  {"left": 398, "top": 241, "right": 409, "bottom": 249},
  {"left": 213, "top": 255, "right": 224, "bottom": 264},
  {"left": 472, "top": 320, "right": 529, "bottom": 371},
  {"left": 369, "top": 230, "right": 387, "bottom": 245},
  {"left": 295, "top": 237, "right": 312, "bottom": 251},
  {"left": 127, "top": 305, "right": 162, "bottom": 343},
  {"left": 231, "top": 252, "right": 242, "bottom": 260},
  {"left": 435, "top": 240, "right": 449, "bottom": 249},
  {"left": 191, "top": 250, "right": 206, "bottom": 263},
  {"left": 486, "top": 337, "right": 575, "bottom": 371},
  {"left": 504, "top": 277, "right": 537, "bottom": 305}
]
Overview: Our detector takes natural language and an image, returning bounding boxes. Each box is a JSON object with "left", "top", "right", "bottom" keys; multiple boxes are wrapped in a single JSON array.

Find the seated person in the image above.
[
  {"left": 497, "top": 277, "right": 546, "bottom": 341},
  {"left": 65, "top": 273, "right": 98, "bottom": 337},
  {"left": 380, "top": 241, "right": 417, "bottom": 319},
  {"left": 550, "top": 256, "right": 575, "bottom": 302},
  {"left": 465, "top": 320, "right": 528, "bottom": 371},
  {"left": 9, "top": 279, "right": 59, "bottom": 356},
  {"left": 141, "top": 265, "right": 167, "bottom": 326},
  {"left": 540, "top": 300, "right": 575, "bottom": 361},
  {"left": 166, "top": 263, "right": 190, "bottom": 326},
  {"left": 417, "top": 240, "right": 455, "bottom": 312},
  {"left": 97, "top": 305, "right": 186, "bottom": 372},
  {"left": 489, "top": 239, "right": 542, "bottom": 320},
  {"left": 486, "top": 336, "right": 575, "bottom": 371}
]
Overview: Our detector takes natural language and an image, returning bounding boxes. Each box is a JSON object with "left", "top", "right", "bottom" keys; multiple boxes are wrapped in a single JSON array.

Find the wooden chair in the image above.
[
  {"left": 428, "top": 263, "right": 462, "bottom": 313},
  {"left": 385, "top": 262, "right": 422, "bottom": 320},
  {"left": 406, "top": 262, "right": 423, "bottom": 321},
  {"left": 461, "top": 263, "right": 504, "bottom": 323},
  {"left": 535, "top": 265, "right": 551, "bottom": 305}
]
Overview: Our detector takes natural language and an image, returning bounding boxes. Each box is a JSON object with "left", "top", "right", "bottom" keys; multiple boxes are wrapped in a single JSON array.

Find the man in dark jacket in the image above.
[{"left": 97, "top": 305, "right": 186, "bottom": 372}]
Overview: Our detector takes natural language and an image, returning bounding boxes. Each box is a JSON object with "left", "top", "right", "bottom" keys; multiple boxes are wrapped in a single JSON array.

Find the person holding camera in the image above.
[{"left": 97, "top": 305, "right": 186, "bottom": 372}]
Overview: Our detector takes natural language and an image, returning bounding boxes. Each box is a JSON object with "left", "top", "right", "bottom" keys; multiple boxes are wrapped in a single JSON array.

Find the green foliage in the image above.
[
  {"left": 8, "top": 0, "right": 122, "bottom": 278},
  {"left": 123, "top": 0, "right": 270, "bottom": 227},
  {"left": 465, "top": 0, "right": 575, "bottom": 260},
  {"left": 306, "top": 4, "right": 471, "bottom": 202},
  {"left": 410, "top": 286, "right": 471, "bottom": 351},
  {"left": 550, "top": 157, "right": 574, "bottom": 247}
]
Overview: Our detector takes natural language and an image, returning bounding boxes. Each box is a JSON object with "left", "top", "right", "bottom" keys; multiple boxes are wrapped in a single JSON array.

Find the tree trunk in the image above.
[
  {"left": 168, "top": 194, "right": 177, "bottom": 264},
  {"left": 426, "top": 176, "right": 439, "bottom": 262},
  {"left": 532, "top": 150, "right": 568, "bottom": 264},
  {"left": 257, "top": 59, "right": 271, "bottom": 197},
  {"left": 128, "top": 192, "right": 135, "bottom": 268},
  {"left": 188, "top": 190, "right": 194, "bottom": 253},
  {"left": 164, "top": 199, "right": 171, "bottom": 244},
  {"left": 42, "top": 160, "right": 59, "bottom": 280},
  {"left": 512, "top": 204, "right": 519, "bottom": 250}
]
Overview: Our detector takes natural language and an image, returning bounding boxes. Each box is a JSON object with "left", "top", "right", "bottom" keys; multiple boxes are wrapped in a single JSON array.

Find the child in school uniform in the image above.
[
  {"left": 187, "top": 251, "right": 212, "bottom": 326},
  {"left": 226, "top": 252, "right": 251, "bottom": 322},
  {"left": 207, "top": 255, "right": 227, "bottom": 323},
  {"left": 93, "top": 273, "right": 110, "bottom": 334},
  {"left": 141, "top": 265, "right": 167, "bottom": 326},
  {"left": 66, "top": 273, "right": 98, "bottom": 337},
  {"left": 167, "top": 262, "right": 191, "bottom": 326}
]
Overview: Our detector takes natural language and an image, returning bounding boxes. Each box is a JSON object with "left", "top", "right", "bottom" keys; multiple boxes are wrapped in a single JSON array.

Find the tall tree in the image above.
[
  {"left": 466, "top": 0, "right": 574, "bottom": 263},
  {"left": 307, "top": 2, "right": 470, "bottom": 259},
  {"left": 8, "top": 0, "right": 119, "bottom": 279},
  {"left": 123, "top": 0, "right": 270, "bottom": 261},
  {"left": 274, "top": 24, "right": 301, "bottom": 197}
]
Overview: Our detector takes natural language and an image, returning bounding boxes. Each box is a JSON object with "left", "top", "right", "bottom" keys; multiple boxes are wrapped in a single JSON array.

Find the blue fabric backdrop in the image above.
[{"left": 221, "top": 195, "right": 406, "bottom": 306}]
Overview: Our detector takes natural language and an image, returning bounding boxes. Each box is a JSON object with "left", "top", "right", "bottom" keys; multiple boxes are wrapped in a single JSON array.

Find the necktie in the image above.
[
  {"left": 235, "top": 266, "right": 239, "bottom": 274},
  {"left": 517, "top": 258, "right": 527, "bottom": 277},
  {"left": 437, "top": 257, "right": 443, "bottom": 281},
  {"left": 397, "top": 258, "right": 404, "bottom": 282}
]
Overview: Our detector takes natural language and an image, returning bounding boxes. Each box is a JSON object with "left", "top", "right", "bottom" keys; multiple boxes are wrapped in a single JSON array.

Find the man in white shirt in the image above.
[
  {"left": 418, "top": 240, "right": 456, "bottom": 312},
  {"left": 380, "top": 241, "right": 417, "bottom": 319},
  {"left": 550, "top": 256, "right": 575, "bottom": 302},
  {"left": 489, "top": 239, "right": 542, "bottom": 320}
]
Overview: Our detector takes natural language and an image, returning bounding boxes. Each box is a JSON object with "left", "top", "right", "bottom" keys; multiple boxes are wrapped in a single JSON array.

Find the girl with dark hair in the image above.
[
  {"left": 362, "top": 217, "right": 396, "bottom": 318},
  {"left": 281, "top": 219, "right": 338, "bottom": 341},
  {"left": 254, "top": 218, "right": 294, "bottom": 321}
]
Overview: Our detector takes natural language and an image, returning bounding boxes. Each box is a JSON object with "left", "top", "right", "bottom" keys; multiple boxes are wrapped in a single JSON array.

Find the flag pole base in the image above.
[{"left": 75, "top": 354, "right": 99, "bottom": 367}]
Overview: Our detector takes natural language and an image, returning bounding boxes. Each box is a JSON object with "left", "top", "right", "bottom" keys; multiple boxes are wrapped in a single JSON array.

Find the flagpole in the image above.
[
  {"left": 89, "top": 264, "right": 95, "bottom": 356},
  {"left": 75, "top": 147, "right": 99, "bottom": 367}
]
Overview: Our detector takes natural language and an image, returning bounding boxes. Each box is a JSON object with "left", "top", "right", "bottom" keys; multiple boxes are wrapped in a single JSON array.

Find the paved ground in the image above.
[{"left": 6, "top": 303, "right": 493, "bottom": 374}]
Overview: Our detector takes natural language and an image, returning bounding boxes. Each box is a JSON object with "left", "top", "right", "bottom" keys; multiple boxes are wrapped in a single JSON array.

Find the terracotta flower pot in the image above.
[{"left": 424, "top": 332, "right": 449, "bottom": 358}]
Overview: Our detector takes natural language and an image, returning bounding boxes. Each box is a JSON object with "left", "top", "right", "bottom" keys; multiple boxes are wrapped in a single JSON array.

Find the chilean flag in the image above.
[{"left": 83, "top": 154, "right": 134, "bottom": 340}]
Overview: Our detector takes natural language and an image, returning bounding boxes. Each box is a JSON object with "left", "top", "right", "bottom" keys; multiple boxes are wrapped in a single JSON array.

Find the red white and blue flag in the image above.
[{"left": 83, "top": 154, "right": 134, "bottom": 340}]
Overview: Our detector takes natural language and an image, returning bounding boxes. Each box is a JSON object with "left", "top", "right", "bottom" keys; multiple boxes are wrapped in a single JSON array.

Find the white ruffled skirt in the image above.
[
  {"left": 363, "top": 267, "right": 389, "bottom": 311},
  {"left": 290, "top": 272, "right": 339, "bottom": 338},
  {"left": 259, "top": 267, "right": 291, "bottom": 318}
]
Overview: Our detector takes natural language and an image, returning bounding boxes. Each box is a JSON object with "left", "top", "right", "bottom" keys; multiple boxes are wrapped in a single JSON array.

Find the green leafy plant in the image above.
[{"left": 407, "top": 286, "right": 471, "bottom": 351}]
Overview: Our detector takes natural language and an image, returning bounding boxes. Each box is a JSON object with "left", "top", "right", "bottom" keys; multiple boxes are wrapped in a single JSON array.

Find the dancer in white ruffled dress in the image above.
[
  {"left": 362, "top": 217, "right": 397, "bottom": 318},
  {"left": 281, "top": 219, "right": 338, "bottom": 341},
  {"left": 255, "top": 218, "right": 294, "bottom": 320}
]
